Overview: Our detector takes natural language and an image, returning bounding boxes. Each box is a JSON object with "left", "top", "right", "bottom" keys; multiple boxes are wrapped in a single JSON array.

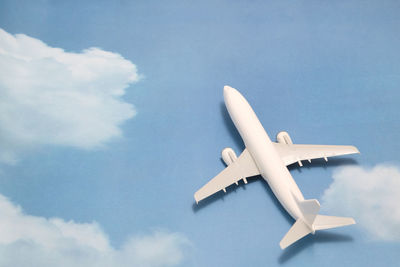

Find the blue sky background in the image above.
[{"left": 1, "top": 0, "right": 400, "bottom": 266}]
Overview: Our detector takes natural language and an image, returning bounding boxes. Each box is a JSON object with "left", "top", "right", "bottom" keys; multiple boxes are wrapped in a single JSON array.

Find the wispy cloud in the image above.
[
  {"left": 321, "top": 164, "right": 400, "bottom": 241},
  {"left": 0, "top": 194, "right": 190, "bottom": 267},
  {"left": 0, "top": 28, "right": 139, "bottom": 164}
]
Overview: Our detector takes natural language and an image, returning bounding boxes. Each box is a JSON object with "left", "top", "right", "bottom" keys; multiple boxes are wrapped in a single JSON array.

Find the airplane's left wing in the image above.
[
  {"left": 273, "top": 143, "right": 360, "bottom": 166},
  {"left": 194, "top": 148, "right": 260, "bottom": 203}
]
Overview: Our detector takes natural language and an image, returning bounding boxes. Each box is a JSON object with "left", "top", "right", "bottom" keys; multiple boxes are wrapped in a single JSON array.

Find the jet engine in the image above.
[
  {"left": 221, "top": 147, "right": 237, "bottom": 166},
  {"left": 276, "top": 131, "right": 293, "bottom": 145},
  {"left": 221, "top": 147, "right": 247, "bottom": 184}
]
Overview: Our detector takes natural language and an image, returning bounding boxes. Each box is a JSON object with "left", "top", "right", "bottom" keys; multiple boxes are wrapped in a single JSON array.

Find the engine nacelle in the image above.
[
  {"left": 221, "top": 147, "right": 237, "bottom": 166},
  {"left": 276, "top": 131, "right": 293, "bottom": 145}
]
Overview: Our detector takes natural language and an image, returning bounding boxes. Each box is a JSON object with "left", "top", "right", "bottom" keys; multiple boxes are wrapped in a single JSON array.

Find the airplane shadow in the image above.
[{"left": 278, "top": 231, "right": 354, "bottom": 265}]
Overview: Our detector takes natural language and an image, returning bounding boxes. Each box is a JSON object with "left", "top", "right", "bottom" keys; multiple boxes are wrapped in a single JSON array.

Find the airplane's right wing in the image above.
[
  {"left": 273, "top": 143, "right": 359, "bottom": 166},
  {"left": 194, "top": 148, "right": 260, "bottom": 203}
]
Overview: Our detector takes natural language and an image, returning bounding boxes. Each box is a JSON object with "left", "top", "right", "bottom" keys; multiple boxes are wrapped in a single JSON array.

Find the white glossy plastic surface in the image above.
[{"left": 194, "top": 86, "right": 359, "bottom": 249}]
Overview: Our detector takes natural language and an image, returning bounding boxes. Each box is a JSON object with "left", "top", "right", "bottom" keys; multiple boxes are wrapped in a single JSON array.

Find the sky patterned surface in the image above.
[{"left": 1, "top": 1, "right": 400, "bottom": 266}]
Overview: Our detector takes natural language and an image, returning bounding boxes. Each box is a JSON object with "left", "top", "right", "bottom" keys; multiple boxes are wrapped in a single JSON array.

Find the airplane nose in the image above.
[{"left": 223, "top": 85, "right": 235, "bottom": 99}]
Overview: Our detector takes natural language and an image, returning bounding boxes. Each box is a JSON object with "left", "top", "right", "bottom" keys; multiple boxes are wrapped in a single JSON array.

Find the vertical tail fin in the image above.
[
  {"left": 297, "top": 198, "right": 320, "bottom": 227},
  {"left": 292, "top": 193, "right": 320, "bottom": 227}
]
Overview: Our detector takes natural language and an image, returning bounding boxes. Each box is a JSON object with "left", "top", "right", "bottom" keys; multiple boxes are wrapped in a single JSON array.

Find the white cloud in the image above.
[
  {"left": 0, "top": 28, "right": 139, "bottom": 164},
  {"left": 321, "top": 164, "right": 400, "bottom": 241},
  {"left": 0, "top": 29, "right": 191, "bottom": 266},
  {"left": 0, "top": 194, "right": 190, "bottom": 267}
]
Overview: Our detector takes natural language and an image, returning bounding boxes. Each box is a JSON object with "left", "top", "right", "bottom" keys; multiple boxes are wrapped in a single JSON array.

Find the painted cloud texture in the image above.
[
  {"left": 0, "top": 28, "right": 191, "bottom": 266},
  {"left": 0, "top": 194, "right": 190, "bottom": 267},
  {"left": 0, "top": 29, "right": 139, "bottom": 164},
  {"left": 322, "top": 164, "right": 400, "bottom": 241}
]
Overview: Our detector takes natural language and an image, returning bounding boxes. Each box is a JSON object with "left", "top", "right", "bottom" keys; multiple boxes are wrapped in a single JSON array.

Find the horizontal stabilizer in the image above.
[
  {"left": 313, "top": 215, "right": 356, "bottom": 230},
  {"left": 280, "top": 219, "right": 311, "bottom": 249}
]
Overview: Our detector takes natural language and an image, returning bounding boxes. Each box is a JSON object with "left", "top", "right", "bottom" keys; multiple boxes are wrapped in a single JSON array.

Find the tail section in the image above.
[
  {"left": 313, "top": 215, "right": 355, "bottom": 230},
  {"left": 280, "top": 219, "right": 311, "bottom": 249},
  {"left": 296, "top": 198, "right": 320, "bottom": 228},
  {"left": 279, "top": 195, "right": 320, "bottom": 249},
  {"left": 280, "top": 194, "right": 356, "bottom": 249}
]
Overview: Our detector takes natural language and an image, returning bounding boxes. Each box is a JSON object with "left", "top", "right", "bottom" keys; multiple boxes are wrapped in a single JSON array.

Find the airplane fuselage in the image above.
[{"left": 224, "top": 87, "right": 304, "bottom": 220}]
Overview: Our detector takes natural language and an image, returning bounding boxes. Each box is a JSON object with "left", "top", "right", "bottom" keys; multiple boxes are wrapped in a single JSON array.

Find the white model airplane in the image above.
[{"left": 194, "top": 86, "right": 359, "bottom": 249}]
